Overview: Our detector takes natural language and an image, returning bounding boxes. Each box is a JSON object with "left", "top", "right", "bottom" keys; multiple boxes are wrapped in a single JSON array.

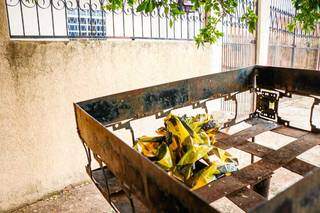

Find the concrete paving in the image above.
[{"left": 11, "top": 183, "right": 114, "bottom": 213}]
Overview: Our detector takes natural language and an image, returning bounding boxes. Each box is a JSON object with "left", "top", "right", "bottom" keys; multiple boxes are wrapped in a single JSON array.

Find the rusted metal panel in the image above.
[
  {"left": 75, "top": 66, "right": 320, "bottom": 212},
  {"left": 75, "top": 104, "right": 218, "bottom": 212},
  {"left": 233, "top": 160, "right": 277, "bottom": 185},
  {"left": 195, "top": 176, "right": 247, "bottom": 203},
  {"left": 220, "top": 118, "right": 279, "bottom": 149},
  {"left": 251, "top": 168, "right": 320, "bottom": 213},
  {"left": 221, "top": 136, "right": 316, "bottom": 177},
  {"left": 263, "top": 133, "right": 320, "bottom": 166},
  {"left": 195, "top": 129, "right": 319, "bottom": 205},
  {"left": 90, "top": 167, "right": 147, "bottom": 213},
  {"left": 78, "top": 67, "right": 255, "bottom": 125},
  {"left": 256, "top": 66, "right": 320, "bottom": 97},
  {"left": 227, "top": 187, "right": 266, "bottom": 212},
  {"left": 271, "top": 126, "right": 309, "bottom": 138},
  {"left": 225, "top": 122, "right": 277, "bottom": 144},
  {"left": 216, "top": 124, "right": 317, "bottom": 176},
  {"left": 284, "top": 159, "right": 317, "bottom": 177},
  {"left": 194, "top": 160, "right": 276, "bottom": 203},
  {"left": 232, "top": 141, "right": 272, "bottom": 157}
]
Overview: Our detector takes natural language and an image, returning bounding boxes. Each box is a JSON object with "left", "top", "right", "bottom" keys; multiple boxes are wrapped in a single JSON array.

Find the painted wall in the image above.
[{"left": 0, "top": 3, "right": 221, "bottom": 210}]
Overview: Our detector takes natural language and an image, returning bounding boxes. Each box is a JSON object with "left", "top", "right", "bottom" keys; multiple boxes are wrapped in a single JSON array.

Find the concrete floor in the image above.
[
  {"left": 10, "top": 96, "right": 320, "bottom": 213},
  {"left": 11, "top": 183, "right": 114, "bottom": 213}
]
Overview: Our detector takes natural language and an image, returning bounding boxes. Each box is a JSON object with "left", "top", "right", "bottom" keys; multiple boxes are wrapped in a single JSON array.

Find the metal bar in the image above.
[
  {"left": 215, "top": 126, "right": 317, "bottom": 176},
  {"left": 252, "top": 177, "right": 271, "bottom": 198},
  {"left": 227, "top": 187, "right": 267, "bottom": 212},
  {"left": 112, "top": 10, "right": 115, "bottom": 36},
  {"left": 150, "top": 12, "right": 152, "bottom": 38},
  {"left": 316, "top": 42, "right": 320, "bottom": 70},
  {"left": 180, "top": 14, "right": 182, "bottom": 39},
  {"left": 131, "top": 6, "right": 135, "bottom": 39},
  {"left": 271, "top": 126, "right": 309, "bottom": 138},
  {"left": 290, "top": 10, "right": 297, "bottom": 67},
  {"left": 193, "top": 13, "right": 195, "bottom": 38},
  {"left": 165, "top": 10, "right": 168, "bottom": 39},
  {"left": 78, "top": 67, "right": 255, "bottom": 125},
  {"left": 263, "top": 133, "right": 320, "bottom": 166},
  {"left": 75, "top": 66, "right": 320, "bottom": 212},
  {"left": 196, "top": 127, "right": 320, "bottom": 204},
  {"left": 9, "top": 35, "right": 194, "bottom": 41},
  {"left": 173, "top": 14, "right": 176, "bottom": 39},
  {"left": 91, "top": 165, "right": 149, "bottom": 212},
  {"left": 157, "top": 7, "right": 160, "bottom": 38},
  {"left": 251, "top": 168, "right": 320, "bottom": 213},
  {"left": 216, "top": 119, "right": 279, "bottom": 149},
  {"left": 102, "top": 8, "right": 105, "bottom": 37},
  {"left": 89, "top": 0, "right": 93, "bottom": 37},
  {"left": 35, "top": 1, "right": 41, "bottom": 36},
  {"left": 64, "top": 2, "right": 69, "bottom": 37},
  {"left": 220, "top": 133, "right": 316, "bottom": 176},
  {"left": 74, "top": 104, "right": 218, "bottom": 212},
  {"left": 284, "top": 158, "right": 317, "bottom": 177},
  {"left": 141, "top": 11, "right": 144, "bottom": 37},
  {"left": 194, "top": 175, "right": 247, "bottom": 204},
  {"left": 90, "top": 166, "right": 133, "bottom": 212},
  {"left": 50, "top": 0, "right": 55, "bottom": 36},
  {"left": 256, "top": 66, "right": 320, "bottom": 97},
  {"left": 5, "top": 0, "right": 12, "bottom": 37},
  {"left": 19, "top": 0, "right": 25, "bottom": 36},
  {"left": 77, "top": 3, "right": 81, "bottom": 36},
  {"left": 186, "top": 12, "right": 189, "bottom": 39},
  {"left": 122, "top": 3, "right": 125, "bottom": 37},
  {"left": 251, "top": 137, "right": 255, "bottom": 163}
]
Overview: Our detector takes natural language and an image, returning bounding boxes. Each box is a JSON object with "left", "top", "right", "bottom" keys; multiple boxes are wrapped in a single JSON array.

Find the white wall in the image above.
[
  {"left": 0, "top": 39, "right": 221, "bottom": 213},
  {"left": 0, "top": 1, "right": 224, "bottom": 211}
]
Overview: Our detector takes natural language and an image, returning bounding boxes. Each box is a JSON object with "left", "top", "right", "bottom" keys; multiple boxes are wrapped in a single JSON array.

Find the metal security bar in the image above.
[
  {"left": 221, "top": 0, "right": 256, "bottom": 71},
  {"left": 268, "top": 0, "right": 320, "bottom": 70},
  {"left": 5, "top": 0, "right": 204, "bottom": 40},
  {"left": 221, "top": 0, "right": 256, "bottom": 120}
]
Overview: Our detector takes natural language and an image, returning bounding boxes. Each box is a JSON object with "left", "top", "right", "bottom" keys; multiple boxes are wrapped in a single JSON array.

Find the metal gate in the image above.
[
  {"left": 268, "top": 0, "right": 320, "bottom": 70},
  {"left": 221, "top": 0, "right": 256, "bottom": 120}
]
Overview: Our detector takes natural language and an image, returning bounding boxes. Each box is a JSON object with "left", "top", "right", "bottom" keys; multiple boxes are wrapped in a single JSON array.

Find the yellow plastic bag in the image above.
[{"left": 134, "top": 113, "right": 238, "bottom": 189}]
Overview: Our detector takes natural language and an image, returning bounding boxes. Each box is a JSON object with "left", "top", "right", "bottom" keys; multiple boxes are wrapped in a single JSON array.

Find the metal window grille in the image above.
[
  {"left": 5, "top": 0, "right": 204, "bottom": 40},
  {"left": 268, "top": 0, "right": 320, "bottom": 70}
]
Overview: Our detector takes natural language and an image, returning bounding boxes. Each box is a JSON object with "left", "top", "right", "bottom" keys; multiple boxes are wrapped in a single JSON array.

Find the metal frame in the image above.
[
  {"left": 5, "top": 0, "right": 203, "bottom": 40},
  {"left": 269, "top": 0, "right": 320, "bottom": 70},
  {"left": 74, "top": 65, "right": 320, "bottom": 212}
]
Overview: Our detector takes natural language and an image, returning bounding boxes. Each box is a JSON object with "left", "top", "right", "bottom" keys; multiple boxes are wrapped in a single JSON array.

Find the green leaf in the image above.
[
  {"left": 136, "top": 0, "right": 149, "bottom": 12},
  {"left": 169, "top": 19, "right": 174, "bottom": 27},
  {"left": 164, "top": 6, "right": 169, "bottom": 15}
]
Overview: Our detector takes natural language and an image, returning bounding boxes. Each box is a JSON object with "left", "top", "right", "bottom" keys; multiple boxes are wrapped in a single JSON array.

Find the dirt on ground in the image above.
[{"left": 10, "top": 183, "right": 114, "bottom": 213}]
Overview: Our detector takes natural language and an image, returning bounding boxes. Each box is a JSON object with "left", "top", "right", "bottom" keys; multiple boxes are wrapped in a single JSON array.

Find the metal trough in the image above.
[{"left": 74, "top": 66, "right": 320, "bottom": 212}]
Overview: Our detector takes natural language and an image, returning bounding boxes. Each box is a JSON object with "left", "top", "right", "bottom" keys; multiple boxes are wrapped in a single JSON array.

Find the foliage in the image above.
[
  {"left": 102, "top": 0, "right": 319, "bottom": 46},
  {"left": 288, "top": 0, "right": 320, "bottom": 33}
]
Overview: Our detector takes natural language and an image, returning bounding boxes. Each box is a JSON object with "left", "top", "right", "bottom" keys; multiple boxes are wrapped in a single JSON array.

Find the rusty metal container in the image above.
[{"left": 74, "top": 66, "right": 320, "bottom": 212}]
